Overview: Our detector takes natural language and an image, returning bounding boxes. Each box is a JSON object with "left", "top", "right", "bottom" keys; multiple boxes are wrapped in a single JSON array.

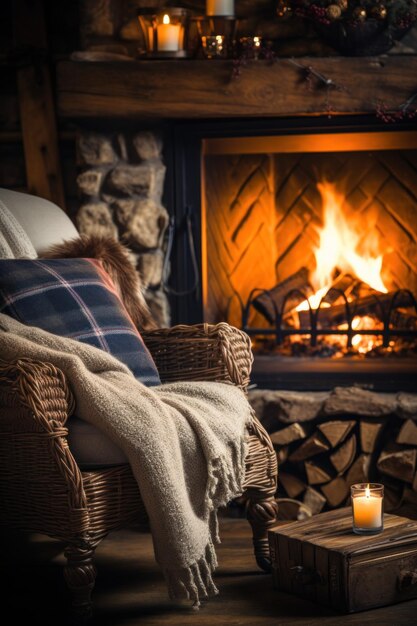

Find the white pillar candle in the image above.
[
  {"left": 352, "top": 485, "right": 383, "bottom": 529},
  {"left": 157, "top": 14, "right": 180, "bottom": 52},
  {"left": 206, "top": 0, "right": 235, "bottom": 16}
]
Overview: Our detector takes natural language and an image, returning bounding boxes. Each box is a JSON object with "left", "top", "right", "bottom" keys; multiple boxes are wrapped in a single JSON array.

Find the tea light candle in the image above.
[
  {"left": 206, "top": 0, "right": 235, "bottom": 16},
  {"left": 351, "top": 483, "right": 384, "bottom": 535},
  {"left": 156, "top": 14, "right": 180, "bottom": 52}
]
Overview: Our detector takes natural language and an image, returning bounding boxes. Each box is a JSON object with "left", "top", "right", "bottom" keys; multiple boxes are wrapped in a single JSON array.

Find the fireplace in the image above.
[{"left": 169, "top": 116, "right": 417, "bottom": 391}]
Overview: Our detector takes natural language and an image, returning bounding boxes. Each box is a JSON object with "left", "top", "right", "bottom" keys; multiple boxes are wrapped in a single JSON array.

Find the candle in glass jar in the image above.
[
  {"left": 156, "top": 14, "right": 180, "bottom": 51},
  {"left": 351, "top": 483, "right": 384, "bottom": 534},
  {"left": 206, "top": 0, "right": 235, "bottom": 16}
]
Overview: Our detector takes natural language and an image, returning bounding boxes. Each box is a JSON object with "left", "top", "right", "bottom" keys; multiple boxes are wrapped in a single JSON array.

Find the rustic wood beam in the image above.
[
  {"left": 56, "top": 57, "right": 417, "bottom": 119},
  {"left": 13, "top": 0, "right": 66, "bottom": 209}
]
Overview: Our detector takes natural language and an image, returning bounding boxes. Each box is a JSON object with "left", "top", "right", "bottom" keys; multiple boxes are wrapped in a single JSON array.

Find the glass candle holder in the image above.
[
  {"left": 137, "top": 8, "right": 191, "bottom": 58},
  {"left": 201, "top": 35, "right": 228, "bottom": 59},
  {"left": 351, "top": 483, "right": 384, "bottom": 535},
  {"left": 193, "top": 15, "right": 237, "bottom": 58},
  {"left": 239, "top": 36, "right": 263, "bottom": 59}
]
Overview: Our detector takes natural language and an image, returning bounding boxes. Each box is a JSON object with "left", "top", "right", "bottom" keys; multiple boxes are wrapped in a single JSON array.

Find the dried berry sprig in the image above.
[
  {"left": 376, "top": 93, "right": 417, "bottom": 123},
  {"left": 231, "top": 43, "right": 276, "bottom": 80}
]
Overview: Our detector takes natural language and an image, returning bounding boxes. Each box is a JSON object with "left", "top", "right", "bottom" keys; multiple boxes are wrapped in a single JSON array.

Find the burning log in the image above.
[
  {"left": 252, "top": 267, "right": 312, "bottom": 324},
  {"left": 313, "top": 291, "right": 414, "bottom": 327},
  {"left": 322, "top": 273, "right": 357, "bottom": 306}
]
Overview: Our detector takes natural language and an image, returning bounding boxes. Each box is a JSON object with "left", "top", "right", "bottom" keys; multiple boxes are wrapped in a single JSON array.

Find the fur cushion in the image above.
[{"left": 41, "top": 235, "right": 157, "bottom": 331}]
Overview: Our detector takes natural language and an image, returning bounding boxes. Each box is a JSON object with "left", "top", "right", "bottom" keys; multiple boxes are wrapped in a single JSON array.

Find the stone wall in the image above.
[{"left": 76, "top": 130, "right": 170, "bottom": 327}]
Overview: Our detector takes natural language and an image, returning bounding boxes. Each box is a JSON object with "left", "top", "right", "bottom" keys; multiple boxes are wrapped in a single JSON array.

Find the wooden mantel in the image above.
[{"left": 56, "top": 56, "right": 417, "bottom": 119}]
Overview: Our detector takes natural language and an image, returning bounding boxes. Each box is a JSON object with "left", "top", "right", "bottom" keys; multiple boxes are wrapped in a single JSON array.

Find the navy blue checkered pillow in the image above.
[{"left": 0, "top": 258, "right": 160, "bottom": 386}]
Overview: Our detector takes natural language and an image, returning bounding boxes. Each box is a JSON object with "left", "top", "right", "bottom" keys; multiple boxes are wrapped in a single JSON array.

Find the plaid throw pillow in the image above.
[{"left": 0, "top": 258, "right": 160, "bottom": 386}]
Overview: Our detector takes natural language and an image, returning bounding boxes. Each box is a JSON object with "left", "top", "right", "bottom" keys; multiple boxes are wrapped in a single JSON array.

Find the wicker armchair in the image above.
[{"left": 0, "top": 321, "right": 278, "bottom": 620}]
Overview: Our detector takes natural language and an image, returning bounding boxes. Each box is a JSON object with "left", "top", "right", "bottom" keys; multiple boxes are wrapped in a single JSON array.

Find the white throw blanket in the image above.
[
  {"left": 0, "top": 313, "right": 252, "bottom": 606},
  {"left": 0, "top": 198, "right": 37, "bottom": 259}
]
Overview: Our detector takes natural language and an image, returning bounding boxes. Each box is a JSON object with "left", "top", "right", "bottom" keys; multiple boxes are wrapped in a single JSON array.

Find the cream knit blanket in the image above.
[
  {"left": 0, "top": 313, "right": 252, "bottom": 606},
  {"left": 0, "top": 197, "right": 37, "bottom": 259}
]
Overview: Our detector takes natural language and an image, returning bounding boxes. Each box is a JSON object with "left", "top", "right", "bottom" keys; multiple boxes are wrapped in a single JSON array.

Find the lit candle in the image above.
[
  {"left": 156, "top": 14, "right": 180, "bottom": 52},
  {"left": 206, "top": 0, "right": 235, "bottom": 16},
  {"left": 351, "top": 483, "right": 384, "bottom": 535}
]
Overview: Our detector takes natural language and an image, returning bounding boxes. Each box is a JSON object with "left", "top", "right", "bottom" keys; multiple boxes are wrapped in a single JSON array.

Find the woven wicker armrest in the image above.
[
  {"left": 0, "top": 358, "right": 89, "bottom": 536},
  {"left": 142, "top": 322, "right": 253, "bottom": 390},
  {"left": 0, "top": 357, "right": 75, "bottom": 432}
]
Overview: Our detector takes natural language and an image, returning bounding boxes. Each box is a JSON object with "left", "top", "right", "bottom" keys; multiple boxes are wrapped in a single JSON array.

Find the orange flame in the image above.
[{"left": 297, "top": 182, "right": 387, "bottom": 312}]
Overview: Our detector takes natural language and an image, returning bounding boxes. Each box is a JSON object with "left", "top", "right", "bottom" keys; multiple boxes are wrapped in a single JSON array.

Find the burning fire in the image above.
[
  {"left": 297, "top": 182, "right": 387, "bottom": 313},
  {"left": 313, "top": 183, "right": 387, "bottom": 294},
  {"left": 296, "top": 182, "right": 388, "bottom": 353}
]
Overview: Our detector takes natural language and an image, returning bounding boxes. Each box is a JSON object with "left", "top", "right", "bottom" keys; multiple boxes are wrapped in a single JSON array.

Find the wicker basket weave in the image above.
[{"left": 0, "top": 323, "right": 278, "bottom": 620}]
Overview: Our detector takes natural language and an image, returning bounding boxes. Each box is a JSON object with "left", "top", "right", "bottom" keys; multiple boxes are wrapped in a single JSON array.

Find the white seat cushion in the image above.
[
  {"left": 0, "top": 188, "right": 79, "bottom": 255},
  {"left": 67, "top": 417, "right": 128, "bottom": 469}
]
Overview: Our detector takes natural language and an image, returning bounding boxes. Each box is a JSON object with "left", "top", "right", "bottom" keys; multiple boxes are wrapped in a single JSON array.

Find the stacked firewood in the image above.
[
  {"left": 377, "top": 418, "right": 417, "bottom": 511},
  {"left": 271, "top": 414, "right": 417, "bottom": 519}
]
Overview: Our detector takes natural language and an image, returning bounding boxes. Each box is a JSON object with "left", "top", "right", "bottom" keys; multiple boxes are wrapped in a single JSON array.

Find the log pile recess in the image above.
[{"left": 271, "top": 413, "right": 417, "bottom": 520}]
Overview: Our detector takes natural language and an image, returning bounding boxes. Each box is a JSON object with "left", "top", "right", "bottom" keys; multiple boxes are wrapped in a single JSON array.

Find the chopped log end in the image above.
[
  {"left": 303, "top": 487, "right": 327, "bottom": 515},
  {"left": 320, "top": 477, "right": 349, "bottom": 508},
  {"left": 360, "top": 419, "right": 385, "bottom": 453},
  {"left": 305, "top": 461, "right": 332, "bottom": 485},
  {"left": 396, "top": 420, "right": 417, "bottom": 446},
  {"left": 276, "top": 447, "right": 289, "bottom": 465},
  {"left": 377, "top": 449, "right": 417, "bottom": 484},
  {"left": 346, "top": 454, "right": 371, "bottom": 486},
  {"left": 330, "top": 434, "right": 357, "bottom": 475},
  {"left": 270, "top": 422, "right": 307, "bottom": 446},
  {"left": 318, "top": 419, "right": 356, "bottom": 448},
  {"left": 276, "top": 498, "right": 312, "bottom": 521},
  {"left": 288, "top": 432, "right": 330, "bottom": 462},
  {"left": 279, "top": 471, "right": 306, "bottom": 498}
]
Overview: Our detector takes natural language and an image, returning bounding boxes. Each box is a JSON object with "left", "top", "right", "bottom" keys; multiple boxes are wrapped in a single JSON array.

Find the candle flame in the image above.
[
  {"left": 365, "top": 484, "right": 371, "bottom": 498},
  {"left": 163, "top": 14, "right": 170, "bottom": 24}
]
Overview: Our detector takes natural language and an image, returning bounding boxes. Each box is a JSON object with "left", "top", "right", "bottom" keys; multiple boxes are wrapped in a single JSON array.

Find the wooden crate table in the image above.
[{"left": 269, "top": 507, "right": 417, "bottom": 613}]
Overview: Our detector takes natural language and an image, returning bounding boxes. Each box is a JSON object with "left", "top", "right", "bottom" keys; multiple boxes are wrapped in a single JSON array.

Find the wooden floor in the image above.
[{"left": 2, "top": 514, "right": 417, "bottom": 626}]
